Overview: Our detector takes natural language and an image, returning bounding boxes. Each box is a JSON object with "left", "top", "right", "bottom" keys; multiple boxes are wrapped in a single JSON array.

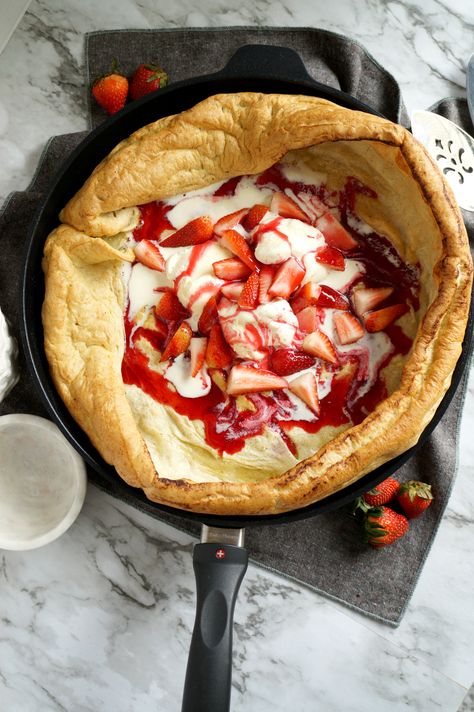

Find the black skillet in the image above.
[{"left": 21, "top": 45, "right": 473, "bottom": 712}]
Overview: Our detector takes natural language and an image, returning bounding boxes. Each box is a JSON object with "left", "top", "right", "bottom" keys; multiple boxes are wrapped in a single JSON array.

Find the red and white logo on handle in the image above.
[{"left": 215, "top": 548, "right": 226, "bottom": 560}]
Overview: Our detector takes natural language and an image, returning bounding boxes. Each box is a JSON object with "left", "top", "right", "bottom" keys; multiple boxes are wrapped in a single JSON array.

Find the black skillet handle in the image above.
[
  {"left": 181, "top": 543, "right": 248, "bottom": 712},
  {"left": 218, "top": 44, "right": 315, "bottom": 84}
]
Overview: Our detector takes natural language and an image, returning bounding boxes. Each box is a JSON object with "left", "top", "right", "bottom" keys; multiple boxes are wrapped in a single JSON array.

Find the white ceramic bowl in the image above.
[{"left": 0, "top": 413, "right": 87, "bottom": 550}]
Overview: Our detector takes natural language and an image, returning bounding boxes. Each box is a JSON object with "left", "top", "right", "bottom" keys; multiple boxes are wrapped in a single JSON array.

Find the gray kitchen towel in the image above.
[
  {"left": 86, "top": 27, "right": 408, "bottom": 128},
  {"left": 0, "top": 28, "right": 472, "bottom": 625}
]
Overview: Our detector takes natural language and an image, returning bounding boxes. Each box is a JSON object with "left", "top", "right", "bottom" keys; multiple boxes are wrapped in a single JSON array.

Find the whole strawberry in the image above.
[
  {"left": 397, "top": 480, "right": 433, "bottom": 519},
  {"left": 363, "top": 506, "right": 409, "bottom": 548},
  {"left": 130, "top": 63, "right": 168, "bottom": 100},
  {"left": 362, "top": 477, "right": 400, "bottom": 507},
  {"left": 92, "top": 63, "right": 128, "bottom": 115}
]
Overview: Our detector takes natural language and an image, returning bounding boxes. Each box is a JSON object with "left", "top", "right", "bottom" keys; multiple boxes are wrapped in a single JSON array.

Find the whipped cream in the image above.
[
  {"left": 319, "top": 308, "right": 393, "bottom": 397},
  {"left": 302, "top": 255, "right": 365, "bottom": 289},
  {"left": 0, "top": 309, "right": 19, "bottom": 403},
  {"left": 125, "top": 164, "right": 398, "bottom": 410},
  {"left": 254, "top": 213, "right": 325, "bottom": 265},
  {"left": 167, "top": 241, "right": 230, "bottom": 330},
  {"left": 219, "top": 299, "right": 298, "bottom": 361},
  {"left": 255, "top": 230, "right": 292, "bottom": 264},
  {"left": 166, "top": 177, "right": 273, "bottom": 229},
  {"left": 127, "top": 262, "right": 171, "bottom": 319},
  {"left": 164, "top": 353, "right": 211, "bottom": 398}
]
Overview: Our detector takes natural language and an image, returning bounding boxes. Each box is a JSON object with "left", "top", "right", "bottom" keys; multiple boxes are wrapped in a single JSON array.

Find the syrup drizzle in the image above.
[{"left": 122, "top": 166, "right": 420, "bottom": 457}]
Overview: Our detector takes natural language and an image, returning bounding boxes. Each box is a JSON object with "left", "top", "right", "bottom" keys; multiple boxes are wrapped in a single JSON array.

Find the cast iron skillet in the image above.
[{"left": 21, "top": 46, "right": 473, "bottom": 712}]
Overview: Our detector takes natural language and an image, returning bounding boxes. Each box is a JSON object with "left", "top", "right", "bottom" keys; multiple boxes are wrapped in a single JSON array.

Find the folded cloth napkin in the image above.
[{"left": 0, "top": 27, "right": 472, "bottom": 625}]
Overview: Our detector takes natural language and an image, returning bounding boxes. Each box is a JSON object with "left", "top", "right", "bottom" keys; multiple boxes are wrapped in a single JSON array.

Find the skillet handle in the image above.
[
  {"left": 181, "top": 542, "right": 248, "bottom": 712},
  {"left": 218, "top": 44, "right": 315, "bottom": 84}
]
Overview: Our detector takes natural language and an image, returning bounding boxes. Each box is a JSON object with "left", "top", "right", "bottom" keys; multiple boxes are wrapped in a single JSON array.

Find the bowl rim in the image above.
[{"left": 0, "top": 413, "right": 87, "bottom": 550}]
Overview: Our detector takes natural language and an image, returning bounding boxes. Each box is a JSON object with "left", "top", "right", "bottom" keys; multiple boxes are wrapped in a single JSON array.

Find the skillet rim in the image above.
[{"left": 20, "top": 67, "right": 474, "bottom": 528}]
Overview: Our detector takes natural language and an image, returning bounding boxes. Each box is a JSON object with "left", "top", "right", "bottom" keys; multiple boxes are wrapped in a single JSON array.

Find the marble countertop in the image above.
[{"left": 1, "top": 1, "right": 474, "bottom": 710}]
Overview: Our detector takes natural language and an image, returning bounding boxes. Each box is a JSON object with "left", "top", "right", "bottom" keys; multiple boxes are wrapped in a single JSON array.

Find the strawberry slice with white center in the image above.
[
  {"left": 352, "top": 287, "right": 394, "bottom": 317},
  {"left": 288, "top": 372, "right": 320, "bottom": 415},
  {"left": 334, "top": 312, "right": 365, "bottom": 345},
  {"left": 268, "top": 257, "right": 306, "bottom": 299},
  {"left": 227, "top": 364, "right": 288, "bottom": 395},
  {"left": 221, "top": 229, "right": 257, "bottom": 270},
  {"left": 296, "top": 306, "right": 319, "bottom": 333},
  {"left": 258, "top": 265, "right": 275, "bottom": 305},
  {"left": 314, "top": 213, "right": 358, "bottom": 250},
  {"left": 133, "top": 240, "right": 166, "bottom": 271},
  {"left": 291, "top": 192, "right": 328, "bottom": 223},
  {"left": 205, "top": 324, "right": 233, "bottom": 369},
  {"left": 302, "top": 329, "right": 338, "bottom": 364},
  {"left": 314, "top": 245, "right": 345, "bottom": 271},
  {"left": 270, "top": 192, "right": 310, "bottom": 222},
  {"left": 270, "top": 348, "right": 315, "bottom": 376},
  {"left": 221, "top": 281, "right": 245, "bottom": 300},
  {"left": 190, "top": 336, "right": 208, "bottom": 377},
  {"left": 197, "top": 294, "right": 218, "bottom": 334},
  {"left": 364, "top": 304, "right": 408, "bottom": 332},
  {"left": 213, "top": 257, "right": 252, "bottom": 281},
  {"left": 241, "top": 204, "right": 269, "bottom": 231},
  {"left": 160, "top": 216, "right": 214, "bottom": 247},
  {"left": 160, "top": 322, "right": 192, "bottom": 361},
  {"left": 238, "top": 271, "right": 260, "bottom": 309},
  {"left": 214, "top": 208, "right": 248, "bottom": 236},
  {"left": 155, "top": 290, "right": 190, "bottom": 322}
]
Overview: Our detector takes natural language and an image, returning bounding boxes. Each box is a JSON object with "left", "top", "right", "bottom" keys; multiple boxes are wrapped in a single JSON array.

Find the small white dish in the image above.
[{"left": 0, "top": 413, "right": 87, "bottom": 550}]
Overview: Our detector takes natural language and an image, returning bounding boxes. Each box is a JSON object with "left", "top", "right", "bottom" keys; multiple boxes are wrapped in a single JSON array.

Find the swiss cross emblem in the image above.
[{"left": 215, "top": 548, "right": 226, "bottom": 560}]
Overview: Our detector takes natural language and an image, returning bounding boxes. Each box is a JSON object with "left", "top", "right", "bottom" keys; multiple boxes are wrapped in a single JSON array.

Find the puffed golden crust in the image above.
[{"left": 43, "top": 93, "right": 472, "bottom": 515}]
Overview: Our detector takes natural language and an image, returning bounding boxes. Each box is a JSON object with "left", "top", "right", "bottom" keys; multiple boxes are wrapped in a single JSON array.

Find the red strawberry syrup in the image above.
[
  {"left": 133, "top": 201, "right": 173, "bottom": 242},
  {"left": 123, "top": 167, "right": 420, "bottom": 457}
]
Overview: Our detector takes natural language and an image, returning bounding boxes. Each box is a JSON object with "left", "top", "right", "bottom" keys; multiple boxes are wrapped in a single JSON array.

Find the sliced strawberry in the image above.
[
  {"left": 302, "top": 329, "right": 338, "bottom": 364},
  {"left": 268, "top": 257, "right": 305, "bottom": 299},
  {"left": 334, "top": 312, "right": 365, "bottom": 345},
  {"left": 271, "top": 192, "right": 310, "bottom": 222},
  {"left": 293, "top": 283, "right": 349, "bottom": 311},
  {"left": 160, "top": 216, "right": 214, "bottom": 247},
  {"left": 155, "top": 290, "right": 190, "bottom": 322},
  {"left": 258, "top": 265, "right": 275, "bottom": 305},
  {"left": 238, "top": 271, "right": 260, "bottom": 309},
  {"left": 208, "top": 367, "right": 228, "bottom": 392},
  {"left": 205, "top": 324, "right": 233, "bottom": 369},
  {"left": 296, "top": 306, "right": 319, "bottom": 333},
  {"left": 292, "top": 192, "right": 328, "bottom": 223},
  {"left": 213, "top": 257, "right": 252, "bottom": 281},
  {"left": 290, "top": 293, "right": 310, "bottom": 314},
  {"left": 214, "top": 208, "right": 248, "bottom": 236},
  {"left": 352, "top": 287, "right": 394, "bottom": 318},
  {"left": 133, "top": 239, "right": 165, "bottom": 271},
  {"left": 270, "top": 348, "right": 315, "bottom": 376},
  {"left": 364, "top": 304, "right": 408, "bottom": 332},
  {"left": 221, "top": 282, "right": 245, "bottom": 300},
  {"left": 160, "top": 322, "right": 192, "bottom": 361},
  {"left": 317, "top": 284, "right": 350, "bottom": 310},
  {"left": 190, "top": 336, "right": 207, "bottom": 377},
  {"left": 241, "top": 203, "right": 269, "bottom": 231},
  {"left": 217, "top": 295, "right": 235, "bottom": 313},
  {"left": 221, "top": 229, "right": 257, "bottom": 270},
  {"left": 227, "top": 364, "right": 288, "bottom": 395},
  {"left": 314, "top": 245, "right": 345, "bottom": 271},
  {"left": 288, "top": 372, "right": 320, "bottom": 415},
  {"left": 315, "top": 213, "right": 358, "bottom": 250},
  {"left": 197, "top": 295, "right": 218, "bottom": 334}
]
